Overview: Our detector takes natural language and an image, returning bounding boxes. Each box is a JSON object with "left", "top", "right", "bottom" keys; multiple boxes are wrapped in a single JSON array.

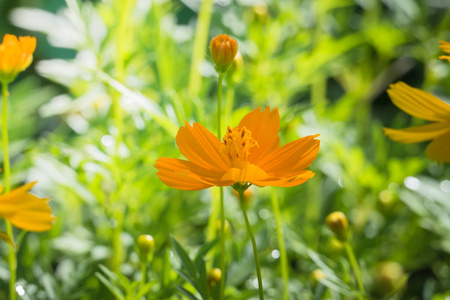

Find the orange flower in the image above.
[
  {"left": 383, "top": 82, "right": 450, "bottom": 164},
  {"left": 0, "top": 181, "right": 55, "bottom": 232},
  {"left": 439, "top": 40, "right": 450, "bottom": 62},
  {"left": 209, "top": 34, "right": 238, "bottom": 74},
  {"left": 0, "top": 34, "right": 36, "bottom": 84},
  {"left": 155, "top": 107, "right": 320, "bottom": 190}
]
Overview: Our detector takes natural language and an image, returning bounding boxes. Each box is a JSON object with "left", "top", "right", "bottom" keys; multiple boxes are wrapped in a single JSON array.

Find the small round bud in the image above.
[
  {"left": 137, "top": 234, "right": 154, "bottom": 261},
  {"left": 207, "top": 268, "right": 222, "bottom": 288},
  {"left": 311, "top": 269, "right": 326, "bottom": 284},
  {"left": 326, "top": 211, "right": 349, "bottom": 241},
  {"left": 209, "top": 34, "right": 238, "bottom": 74},
  {"left": 372, "top": 262, "right": 405, "bottom": 297}
]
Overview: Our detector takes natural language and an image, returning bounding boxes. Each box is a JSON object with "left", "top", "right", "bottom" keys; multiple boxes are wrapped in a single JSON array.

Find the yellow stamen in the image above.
[{"left": 221, "top": 126, "right": 258, "bottom": 169}]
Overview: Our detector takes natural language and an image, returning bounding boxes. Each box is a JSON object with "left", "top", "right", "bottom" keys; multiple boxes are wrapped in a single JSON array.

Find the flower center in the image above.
[{"left": 221, "top": 126, "right": 258, "bottom": 169}]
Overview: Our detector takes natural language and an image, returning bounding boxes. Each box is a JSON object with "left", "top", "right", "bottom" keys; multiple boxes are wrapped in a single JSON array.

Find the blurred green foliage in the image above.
[{"left": 0, "top": 0, "right": 450, "bottom": 299}]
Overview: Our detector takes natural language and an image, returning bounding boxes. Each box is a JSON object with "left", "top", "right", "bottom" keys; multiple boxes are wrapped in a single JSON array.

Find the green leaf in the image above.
[
  {"left": 95, "top": 272, "right": 125, "bottom": 300},
  {"left": 194, "top": 239, "right": 217, "bottom": 262},
  {"left": 171, "top": 236, "right": 196, "bottom": 277},
  {"left": 175, "top": 284, "right": 200, "bottom": 300}
]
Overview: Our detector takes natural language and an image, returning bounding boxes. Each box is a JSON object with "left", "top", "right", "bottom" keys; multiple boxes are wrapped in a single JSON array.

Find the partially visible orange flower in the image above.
[
  {"left": 439, "top": 41, "right": 450, "bottom": 62},
  {"left": 0, "top": 181, "right": 55, "bottom": 232},
  {"left": 155, "top": 107, "right": 320, "bottom": 190},
  {"left": 383, "top": 82, "right": 450, "bottom": 164},
  {"left": 0, "top": 34, "right": 36, "bottom": 84},
  {"left": 209, "top": 34, "right": 238, "bottom": 74}
]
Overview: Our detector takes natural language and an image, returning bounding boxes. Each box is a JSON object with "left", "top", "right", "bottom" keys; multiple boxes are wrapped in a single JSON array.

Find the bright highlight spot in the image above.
[
  {"left": 441, "top": 180, "right": 450, "bottom": 193},
  {"left": 404, "top": 176, "right": 420, "bottom": 190},
  {"left": 101, "top": 135, "right": 114, "bottom": 146},
  {"left": 259, "top": 209, "right": 269, "bottom": 219},
  {"left": 253, "top": 278, "right": 259, "bottom": 288},
  {"left": 271, "top": 249, "right": 280, "bottom": 259},
  {"left": 16, "top": 285, "right": 25, "bottom": 296}
]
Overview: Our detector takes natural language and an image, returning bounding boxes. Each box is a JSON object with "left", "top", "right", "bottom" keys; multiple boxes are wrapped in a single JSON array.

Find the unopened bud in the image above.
[
  {"left": 372, "top": 262, "right": 405, "bottom": 297},
  {"left": 207, "top": 268, "right": 222, "bottom": 288},
  {"left": 209, "top": 34, "right": 238, "bottom": 74},
  {"left": 137, "top": 234, "right": 155, "bottom": 261},
  {"left": 326, "top": 211, "right": 349, "bottom": 241},
  {"left": 311, "top": 269, "right": 326, "bottom": 284}
]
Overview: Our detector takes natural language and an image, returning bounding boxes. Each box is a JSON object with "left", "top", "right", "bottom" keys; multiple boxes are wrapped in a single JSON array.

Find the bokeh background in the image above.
[{"left": 0, "top": 0, "right": 450, "bottom": 299}]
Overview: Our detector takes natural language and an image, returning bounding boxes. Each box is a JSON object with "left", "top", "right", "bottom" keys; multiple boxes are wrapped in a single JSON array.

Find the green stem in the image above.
[
  {"left": 188, "top": 0, "right": 213, "bottom": 97},
  {"left": 270, "top": 188, "right": 289, "bottom": 300},
  {"left": 217, "top": 74, "right": 224, "bottom": 138},
  {"left": 2, "top": 81, "right": 16, "bottom": 300},
  {"left": 344, "top": 242, "right": 365, "bottom": 299},
  {"left": 238, "top": 189, "right": 264, "bottom": 300},
  {"left": 217, "top": 73, "right": 226, "bottom": 300},
  {"left": 141, "top": 261, "right": 147, "bottom": 284},
  {"left": 224, "top": 83, "right": 235, "bottom": 126},
  {"left": 110, "top": 0, "right": 132, "bottom": 273}
]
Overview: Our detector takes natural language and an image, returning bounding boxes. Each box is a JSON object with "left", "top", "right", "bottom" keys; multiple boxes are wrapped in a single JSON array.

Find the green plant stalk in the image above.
[
  {"left": 344, "top": 242, "right": 365, "bottom": 300},
  {"left": 217, "top": 73, "right": 226, "bottom": 300},
  {"left": 224, "top": 83, "right": 235, "bottom": 126},
  {"left": 2, "top": 81, "right": 16, "bottom": 300},
  {"left": 270, "top": 187, "right": 289, "bottom": 300},
  {"left": 188, "top": 0, "right": 213, "bottom": 97},
  {"left": 111, "top": 0, "right": 133, "bottom": 273},
  {"left": 239, "top": 189, "right": 264, "bottom": 300},
  {"left": 141, "top": 261, "right": 147, "bottom": 284}
]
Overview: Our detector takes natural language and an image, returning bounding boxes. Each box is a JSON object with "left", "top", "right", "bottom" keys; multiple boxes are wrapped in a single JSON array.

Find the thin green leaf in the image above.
[
  {"left": 95, "top": 272, "right": 125, "bottom": 300},
  {"left": 175, "top": 284, "right": 200, "bottom": 300},
  {"left": 171, "top": 236, "right": 196, "bottom": 277}
]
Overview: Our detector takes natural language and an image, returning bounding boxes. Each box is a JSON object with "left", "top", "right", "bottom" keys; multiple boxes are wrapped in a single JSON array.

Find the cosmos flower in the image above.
[
  {"left": 0, "top": 181, "right": 55, "bottom": 232},
  {"left": 155, "top": 107, "right": 320, "bottom": 190},
  {"left": 383, "top": 82, "right": 450, "bottom": 164},
  {"left": 0, "top": 34, "right": 36, "bottom": 84}
]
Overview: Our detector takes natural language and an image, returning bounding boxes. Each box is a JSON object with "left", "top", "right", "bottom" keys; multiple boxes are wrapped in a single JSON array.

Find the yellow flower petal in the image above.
[
  {"left": 439, "top": 41, "right": 450, "bottom": 54},
  {"left": 221, "top": 163, "right": 268, "bottom": 184},
  {"left": 257, "top": 134, "right": 320, "bottom": 178},
  {"left": 383, "top": 122, "right": 450, "bottom": 144},
  {"left": 0, "top": 182, "right": 55, "bottom": 232},
  {"left": 388, "top": 82, "right": 450, "bottom": 122},
  {"left": 238, "top": 107, "right": 280, "bottom": 163},
  {"left": 425, "top": 130, "right": 450, "bottom": 164},
  {"left": 176, "top": 121, "right": 230, "bottom": 172},
  {"left": 253, "top": 170, "right": 315, "bottom": 187}
]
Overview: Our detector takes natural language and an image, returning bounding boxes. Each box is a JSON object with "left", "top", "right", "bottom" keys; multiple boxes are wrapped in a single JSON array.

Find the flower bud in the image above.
[
  {"left": 0, "top": 34, "right": 36, "bottom": 84},
  {"left": 372, "top": 262, "right": 405, "bottom": 297},
  {"left": 137, "top": 234, "right": 155, "bottom": 261},
  {"left": 209, "top": 34, "right": 238, "bottom": 74},
  {"left": 326, "top": 211, "right": 349, "bottom": 241},
  {"left": 311, "top": 269, "right": 326, "bottom": 285},
  {"left": 207, "top": 268, "right": 222, "bottom": 288}
]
